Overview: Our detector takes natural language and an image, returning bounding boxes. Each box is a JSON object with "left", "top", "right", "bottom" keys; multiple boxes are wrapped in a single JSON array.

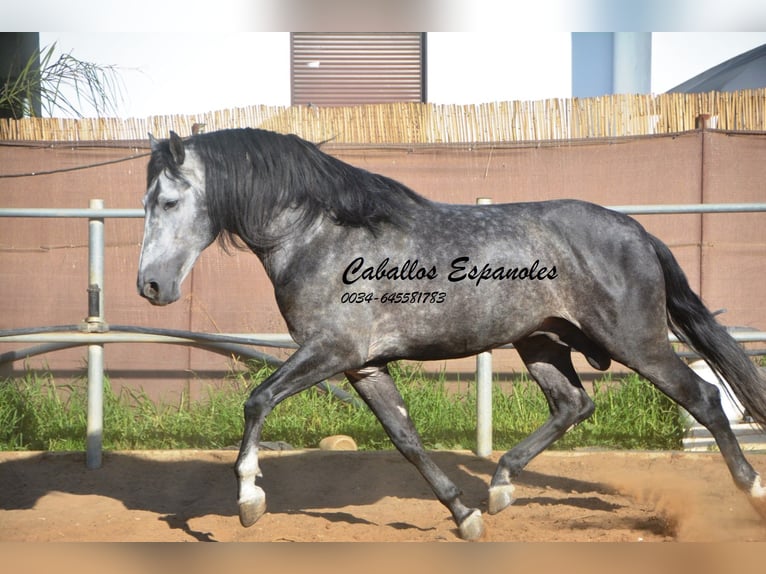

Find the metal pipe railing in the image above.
[
  {"left": 474, "top": 197, "right": 494, "bottom": 457},
  {"left": 0, "top": 207, "right": 144, "bottom": 218},
  {"left": 0, "top": 330, "right": 296, "bottom": 347},
  {"left": 2, "top": 202, "right": 766, "bottom": 219},
  {"left": 1, "top": 200, "right": 765, "bottom": 463},
  {"left": 86, "top": 199, "right": 105, "bottom": 468},
  {"left": 607, "top": 203, "right": 766, "bottom": 214}
]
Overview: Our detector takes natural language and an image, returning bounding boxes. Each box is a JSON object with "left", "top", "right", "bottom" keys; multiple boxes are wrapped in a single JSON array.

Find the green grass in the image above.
[{"left": 0, "top": 363, "right": 684, "bottom": 452}]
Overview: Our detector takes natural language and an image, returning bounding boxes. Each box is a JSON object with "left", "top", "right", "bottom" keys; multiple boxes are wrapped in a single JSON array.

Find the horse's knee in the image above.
[{"left": 243, "top": 387, "right": 274, "bottom": 420}]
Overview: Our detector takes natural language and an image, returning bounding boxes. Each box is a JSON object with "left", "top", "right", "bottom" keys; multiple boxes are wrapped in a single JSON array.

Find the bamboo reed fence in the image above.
[{"left": 1, "top": 90, "right": 765, "bottom": 143}]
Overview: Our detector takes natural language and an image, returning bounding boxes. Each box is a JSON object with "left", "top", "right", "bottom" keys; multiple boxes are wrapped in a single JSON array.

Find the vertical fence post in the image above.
[
  {"left": 475, "top": 197, "right": 493, "bottom": 458},
  {"left": 86, "top": 199, "right": 105, "bottom": 469}
]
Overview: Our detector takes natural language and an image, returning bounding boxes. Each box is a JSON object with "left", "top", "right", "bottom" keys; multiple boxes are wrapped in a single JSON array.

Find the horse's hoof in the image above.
[
  {"left": 748, "top": 476, "right": 766, "bottom": 519},
  {"left": 238, "top": 490, "right": 267, "bottom": 527},
  {"left": 488, "top": 484, "right": 516, "bottom": 515},
  {"left": 458, "top": 509, "right": 484, "bottom": 541}
]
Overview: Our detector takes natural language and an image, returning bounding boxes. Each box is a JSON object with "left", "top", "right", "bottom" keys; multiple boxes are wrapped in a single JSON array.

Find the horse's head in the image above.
[{"left": 137, "top": 131, "right": 215, "bottom": 305}]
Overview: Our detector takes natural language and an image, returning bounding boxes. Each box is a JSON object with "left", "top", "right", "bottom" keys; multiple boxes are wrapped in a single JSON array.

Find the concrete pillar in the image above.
[
  {"left": 613, "top": 32, "right": 652, "bottom": 94},
  {"left": 572, "top": 32, "right": 652, "bottom": 97}
]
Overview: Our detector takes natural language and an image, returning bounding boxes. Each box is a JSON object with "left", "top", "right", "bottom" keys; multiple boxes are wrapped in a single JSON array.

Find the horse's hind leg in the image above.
[
  {"left": 489, "top": 335, "right": 595, "bottom": 515},
  {"left": 630, "top": 347, "right": 766, "bottom": 507},
  {"left": 346, "top": 364, "right": 484, "bottom": 541}
]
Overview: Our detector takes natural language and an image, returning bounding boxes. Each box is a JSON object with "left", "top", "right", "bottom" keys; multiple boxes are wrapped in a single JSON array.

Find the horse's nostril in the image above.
[{"left": 142, "top": 281, "right": 160, "bottom": 300}]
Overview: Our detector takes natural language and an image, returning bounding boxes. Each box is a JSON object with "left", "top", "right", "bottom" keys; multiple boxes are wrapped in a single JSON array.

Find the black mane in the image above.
[{"left": 151, "top": 128, "right": 430, "bottom": 253}]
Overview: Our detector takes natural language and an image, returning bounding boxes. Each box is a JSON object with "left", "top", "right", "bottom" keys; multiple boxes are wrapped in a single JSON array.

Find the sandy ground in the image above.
[{"left": 2, "top": 448, "right": 766, "bottom": 543}]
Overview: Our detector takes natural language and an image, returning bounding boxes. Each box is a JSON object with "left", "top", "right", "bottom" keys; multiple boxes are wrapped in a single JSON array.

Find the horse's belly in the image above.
[{"left": 366, "top": 306, "right": 535, "bottom": 362}]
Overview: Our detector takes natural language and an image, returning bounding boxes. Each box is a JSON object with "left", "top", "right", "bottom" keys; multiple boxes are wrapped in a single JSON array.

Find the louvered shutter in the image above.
[{"left": 291, "top": 33, "right": 425, "bottom": 106}]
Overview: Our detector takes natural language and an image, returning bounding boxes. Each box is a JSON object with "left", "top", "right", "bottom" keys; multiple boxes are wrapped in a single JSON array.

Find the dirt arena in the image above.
[{"left": 2, "top": 448, "right": 766, "bottom": 543}]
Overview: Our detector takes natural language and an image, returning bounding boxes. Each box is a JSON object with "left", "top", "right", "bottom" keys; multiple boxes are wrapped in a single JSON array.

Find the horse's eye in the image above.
[{"left": 163, "top": 200, "right": 179, "bottom": 211}]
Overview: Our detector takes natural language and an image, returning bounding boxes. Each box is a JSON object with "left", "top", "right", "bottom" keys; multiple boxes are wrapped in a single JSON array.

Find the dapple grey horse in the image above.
[{"left": 138, "top": 128, "right": 766, "bottom": 540}]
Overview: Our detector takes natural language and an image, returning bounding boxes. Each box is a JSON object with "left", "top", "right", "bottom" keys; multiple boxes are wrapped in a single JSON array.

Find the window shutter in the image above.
[{"left": 291, "top": 33, "right": 425, "bottom": 106}]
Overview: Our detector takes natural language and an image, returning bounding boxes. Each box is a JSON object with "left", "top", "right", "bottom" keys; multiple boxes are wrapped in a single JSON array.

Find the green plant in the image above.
[
  {"left": 0, "top": 42, "right": 124, "bottom": 119},
  {"left": 0, "top": 364, "right": 684, "bottom": 452},
  {"left": 0, "top": 371, "right": 87, "bottom": 450}
]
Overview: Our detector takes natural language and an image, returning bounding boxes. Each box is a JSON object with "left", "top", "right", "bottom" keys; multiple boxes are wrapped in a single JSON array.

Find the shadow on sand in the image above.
[{"left": 0, "top": 449, "right": 619, "bottom": 539}]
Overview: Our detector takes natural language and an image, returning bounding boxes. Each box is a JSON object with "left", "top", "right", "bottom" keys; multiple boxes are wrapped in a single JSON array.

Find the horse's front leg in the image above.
[
  {"left": 346, "top": 364, "right": 484, "bottom": 540},
  {"left": 235, "top": 339, "right": 352, "bottom": 527}
]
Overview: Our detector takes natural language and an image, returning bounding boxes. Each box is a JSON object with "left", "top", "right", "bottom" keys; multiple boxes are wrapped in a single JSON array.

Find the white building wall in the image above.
[
  {"left": 37, "top": 32, "right": 766, "bottom": 118},
  {"left": 425, "top": 32, "right": 571, "bottom": 104}
]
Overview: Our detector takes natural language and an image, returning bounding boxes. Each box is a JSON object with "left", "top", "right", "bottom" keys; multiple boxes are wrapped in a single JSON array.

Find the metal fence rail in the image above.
[
  {"left": 2, "top": 200, "right": 766, "bottom": 465},
  {"left": 4, "top": 202, "right": 766, "bottom": 218}
]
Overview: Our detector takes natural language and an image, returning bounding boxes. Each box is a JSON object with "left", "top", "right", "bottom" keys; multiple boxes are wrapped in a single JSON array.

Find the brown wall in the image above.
[{"left": 1, "top": 131, "right": 764, "bottom": 398}]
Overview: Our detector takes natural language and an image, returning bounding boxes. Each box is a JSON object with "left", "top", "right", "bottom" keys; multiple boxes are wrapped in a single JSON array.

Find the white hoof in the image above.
[
  {"left": 488, "top": 484, "right": 516, "bottom": 515},
  {"left": 749, "top": 475, "right": 766, "bottom": 519},
  {"left": 751, "top": 475, "right": 766, "bottom": 498},
  {"left": 458, "top": 509, "right": 484, "bottom": 541},
  {"left": 238, "top": 485, "right": 267, "bottom": 527}
]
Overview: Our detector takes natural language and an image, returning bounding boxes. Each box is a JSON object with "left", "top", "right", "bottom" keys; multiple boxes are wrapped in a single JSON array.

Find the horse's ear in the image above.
[
  {"left": 148, "top": 133, "right": 160, "bottom": 151},
  {"left": 168, "top": 131, "right": 186, "bottom": 166}
]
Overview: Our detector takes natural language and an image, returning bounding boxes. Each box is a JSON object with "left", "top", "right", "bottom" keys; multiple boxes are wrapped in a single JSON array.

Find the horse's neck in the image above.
[{"left": 256, "top": 208, "right": 332, "bottom": 286}]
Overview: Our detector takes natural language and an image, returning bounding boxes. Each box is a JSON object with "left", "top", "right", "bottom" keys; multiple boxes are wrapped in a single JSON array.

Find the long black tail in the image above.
[{"left": 649, "top": 234, "right": 766, "bottom": 425}]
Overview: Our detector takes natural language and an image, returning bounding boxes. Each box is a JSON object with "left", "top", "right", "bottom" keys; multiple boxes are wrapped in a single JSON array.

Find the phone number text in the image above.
[{"left": 340, "top": 291, "right": 447, "bottom": 304}]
